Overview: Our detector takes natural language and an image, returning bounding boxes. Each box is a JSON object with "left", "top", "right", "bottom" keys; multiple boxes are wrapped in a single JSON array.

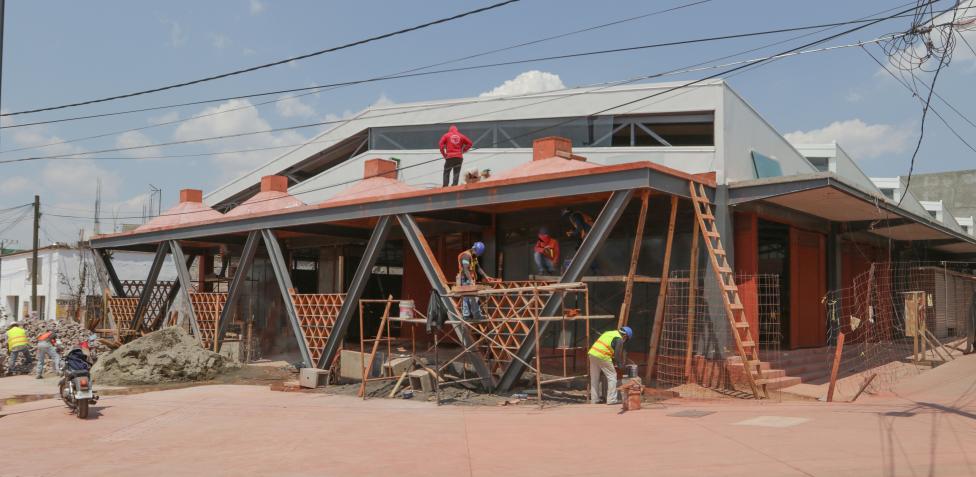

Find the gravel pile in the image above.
[{"left": 1, "top": 318, "right": 100, "bottom": 372}]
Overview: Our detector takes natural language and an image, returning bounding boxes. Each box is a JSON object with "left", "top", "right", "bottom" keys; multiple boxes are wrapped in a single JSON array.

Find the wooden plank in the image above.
[
  {"left": 359, "top": 296, "right": 394, "bottom": 399},
  {"left": 826, "top": 332, "right": 845, "bottom": 402},
  {"left": 851, "top": 374, "right": 877, "bottom": 402},
  {"left": 644, "top": 196, "right": 679, "bottom": 382},
  {"left": 683, "top": 218, "right": 700, "bottom": 382},
  {"left": 618, "top": 190, "right": 650, "bottom": 327}
]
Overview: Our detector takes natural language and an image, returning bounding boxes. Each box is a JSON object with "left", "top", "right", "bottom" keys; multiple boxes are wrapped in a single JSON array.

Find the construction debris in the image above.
[
  {"left": 0, "top": 317, "right": 104, "bottom": 373},
  {"left": 92, "top": 327, "right": 228, "bottom": 385}
]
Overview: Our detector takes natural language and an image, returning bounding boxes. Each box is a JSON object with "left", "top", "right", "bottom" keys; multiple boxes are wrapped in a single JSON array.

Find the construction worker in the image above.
[
  {"left": 533, "top": 227, "right": 560, "bottom": 275},
  {"left": 35, "top": 329, "right": 60, "bottom": 379},
  {"left": 561, "top": 208, "right": 598, "bottom": 273},
  {"left": 439, "top": 124, "right": 472, "bottom": 187},
  {"left": 587, "top": 326, "right": 632, "bottom": 405},
  {"left": 456, "top": 241, "right": 498, "bottom": 320},
  {"left": 5, "top": 322, "right": 32, "bottom": 374}
]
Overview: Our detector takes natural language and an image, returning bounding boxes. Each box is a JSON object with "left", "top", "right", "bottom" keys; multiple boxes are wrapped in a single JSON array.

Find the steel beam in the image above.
[
  {"left": 91, "top": 167, "right": 687, "bottom": 249},
  {"left": 262, "top": 229, "right": 314, "bottom": 368},
  {"left": 215, "top": 231, "right": 260, "bottom": 351},
  {"left": 397, "top": 213, "right": 496, "bottom": 390},
  {"left": 497, "top": 189, "right": 634, "bottom": 392},
  {"left": 169, "top": 241, "right": 202, "bottom": 340},
  {"left": 93, "top": 248, "right": 124, "bottom": 296},
  {"left": 317, "top": 216, "right": 393, "bottom": 369},
  {"left": 131, "top": 241, "right": 169, "bottom": 333}
]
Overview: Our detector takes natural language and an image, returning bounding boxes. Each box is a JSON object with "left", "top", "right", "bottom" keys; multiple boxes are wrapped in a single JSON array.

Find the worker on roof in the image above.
[
  {"left": 588, "top": 326, "right": 632, "bottom": 405},
  {"left": 439, "top": 125, "right": 473, "bottom": 187},
  {"left": 35, "top": 328, "right": 60, "bottom": 379},
  {"left": 5, "top": 322, "right": 32, "bottom": 375},
  {"left": 533, "top": 227, "right": 560, "bottom": 276},
  {"left": 456, "top": 241, "right": 499, "bottom": 321}
]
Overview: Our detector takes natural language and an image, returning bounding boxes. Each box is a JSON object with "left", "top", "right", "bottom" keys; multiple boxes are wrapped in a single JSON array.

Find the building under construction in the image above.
[{"left": 88, "top": 81, "right": 976, "bottom": 398}]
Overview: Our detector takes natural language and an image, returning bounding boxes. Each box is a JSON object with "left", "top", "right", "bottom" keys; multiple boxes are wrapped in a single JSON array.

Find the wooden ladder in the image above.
[{"left": 689, "top": 182, "right": 767, "bottom": 399}]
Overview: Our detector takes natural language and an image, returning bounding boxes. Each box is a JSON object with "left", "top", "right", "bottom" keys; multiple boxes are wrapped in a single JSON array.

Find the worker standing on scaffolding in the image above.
[
  {"left": 457, "top": 241, "right": 498, "bottom": 321},
  {"left": 587, "top": 326, "right": 632, "bottom": 404}
]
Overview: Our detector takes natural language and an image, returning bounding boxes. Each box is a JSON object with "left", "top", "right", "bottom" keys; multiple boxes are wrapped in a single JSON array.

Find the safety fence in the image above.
[{"left": 821, "top": 262, "right": 973, "bottom": 400}]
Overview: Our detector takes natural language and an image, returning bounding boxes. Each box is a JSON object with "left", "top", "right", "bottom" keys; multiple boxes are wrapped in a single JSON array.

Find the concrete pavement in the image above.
[{"left": 0, "top": 354, "right": 974, "bottom": 476}]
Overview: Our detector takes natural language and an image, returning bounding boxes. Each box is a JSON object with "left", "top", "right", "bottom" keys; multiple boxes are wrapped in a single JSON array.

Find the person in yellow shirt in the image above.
[
  {"left": 587, "top": 326, "right": 632, "bottom": 405},
  {"left": 5, "top": 322, "right": 32, "bottom": 374}
]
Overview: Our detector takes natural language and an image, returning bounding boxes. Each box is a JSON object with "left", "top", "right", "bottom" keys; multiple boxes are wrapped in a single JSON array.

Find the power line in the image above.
[
  {"left": 0, "top": 0, "right": 520, "bottom": 117},
  {"left": 0, "top": 18, "right": 944, "bottom": 164},
  {"left": 0, "top": 0, "right": 719, "bottom": 156},
  {"left": 1, "top": 10, "right": 927, "bottom": 136}
]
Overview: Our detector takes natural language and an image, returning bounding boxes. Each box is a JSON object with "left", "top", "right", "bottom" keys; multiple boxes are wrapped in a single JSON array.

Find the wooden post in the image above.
[
  {"left": 826, "top": 332, "right": 845, "bottom": 402},
  {"left": 683, "top": 218, "right": 700, "bottom": 381},
  {"left": 533, "top": 289, "right": 544, "bottom": 410},
  {"left": 851, "top": 373, "right": 877, "bottom": 402},
  {"left": 359, "top": 296, "right": 394, "bottom": 398},
  {"left": 643, "top": 196, "right": 678, "bottom": 382},
  {"left": 618, "top": 190, "right": 650, "bottom": 328}
]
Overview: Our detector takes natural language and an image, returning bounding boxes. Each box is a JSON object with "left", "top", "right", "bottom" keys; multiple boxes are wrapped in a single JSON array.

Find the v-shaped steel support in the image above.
[
  {"left": 169, "top": 241, "right": 202, "bottom": 341},
  {"left": 131, "top": 241, "right": 170, "bottom": 333},
  {"left": 496, "top": 189, "right": 634, "bottom": 393}
]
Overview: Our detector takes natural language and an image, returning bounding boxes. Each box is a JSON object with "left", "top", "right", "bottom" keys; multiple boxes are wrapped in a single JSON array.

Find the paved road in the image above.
[{"left": 1, "top": 354, "right": 974, "bottom": 477}]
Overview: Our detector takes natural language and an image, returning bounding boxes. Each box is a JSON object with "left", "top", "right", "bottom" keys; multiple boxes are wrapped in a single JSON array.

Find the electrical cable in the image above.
[{"left": 0, "top": 0, "right": 521, "bottom": 117}]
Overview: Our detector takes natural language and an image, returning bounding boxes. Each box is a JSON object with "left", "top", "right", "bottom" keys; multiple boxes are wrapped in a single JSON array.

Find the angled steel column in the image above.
[
  {"left": 215, "top": 231, "right": 260, "bottom": 351},
  {"left": 131, "top": 241, "right": 170, "bottom": 332},
  {"left": 92, "top": 248, "right": 124, "bottom": 296},
  {"left": 261, "top": 229, "right": 314, "bottom": 368},
  {"left": 397, "top": 213, "right": 496, "bottom": 390},
  {"left": 169, "top": 241, "right": 202, "bottom": 340},
  {"left": 497, "top": 189, "right": 634, "bottom": 392},
  {"left": 317, "top": 216, "right": 393, "bottom": 368}
]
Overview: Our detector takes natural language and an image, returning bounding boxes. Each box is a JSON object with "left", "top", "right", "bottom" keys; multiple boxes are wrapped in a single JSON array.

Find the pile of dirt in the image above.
[{"left": 92, "top": 327, "right": 228, "bottom": 385}]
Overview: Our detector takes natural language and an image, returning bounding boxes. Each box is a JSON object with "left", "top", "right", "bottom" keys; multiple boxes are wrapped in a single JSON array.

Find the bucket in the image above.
[
  {"left": 399, "top": 300, "right": 415, "bottom": 319},
  {"left": 625, "top": 364, "right": 638, "bottom": 378}
]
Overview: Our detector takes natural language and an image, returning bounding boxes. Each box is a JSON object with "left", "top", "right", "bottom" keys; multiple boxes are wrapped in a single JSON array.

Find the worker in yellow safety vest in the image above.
[
  {"left": 587, "top": 326, "right": 632, "bottom": 404},
  {"left": 5, "top": 322, "right": 32, "bottom": 375}
]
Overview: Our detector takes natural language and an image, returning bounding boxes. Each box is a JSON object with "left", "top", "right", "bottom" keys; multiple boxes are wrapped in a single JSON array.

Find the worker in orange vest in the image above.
[{"left": 35, "top": 329, "right": 61, "bottom": 379}]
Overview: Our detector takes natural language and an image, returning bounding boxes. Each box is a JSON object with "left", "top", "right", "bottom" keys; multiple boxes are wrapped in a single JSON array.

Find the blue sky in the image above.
[{"left": 0, "top": 0, "right": 973, "bottom": 245}]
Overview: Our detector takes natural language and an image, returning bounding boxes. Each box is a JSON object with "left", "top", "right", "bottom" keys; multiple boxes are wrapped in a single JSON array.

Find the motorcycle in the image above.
[{"left": 58, "top": 347, "right": 98, "bottom": 419}]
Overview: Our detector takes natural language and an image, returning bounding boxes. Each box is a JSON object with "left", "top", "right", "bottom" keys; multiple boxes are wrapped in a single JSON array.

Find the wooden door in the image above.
[{"left": 790, "top": 227, "right": 827, "bottom": 348}]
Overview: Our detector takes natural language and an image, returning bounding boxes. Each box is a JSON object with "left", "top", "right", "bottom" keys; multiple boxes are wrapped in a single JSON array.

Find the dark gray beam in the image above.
[
  {"left": 215, "top": 231, "right": 260, "bottom": 351},
  {"left": 92, "top": 167, "right": 688, "bottom": 249},
  {"left": 914, "top": 239, "right": 962, "bottom": 247},
  {"left": 414, "top": 210, "right": 493, "bottom": 227},
  {"left": 92, "top": 248, "right": 124, "bottom": 297},
  {"left": 261, "top": 229, "right": 314, "bottom": 368},
  {"left": 169, "top": 241, "right": 202, "bottom": 339},
  {"left": 131, "top": 241, "right": 170, "bottom": 333},
  {"left": 276, "top": 223, "right": 373, "bottom": 240},
  {"left": 497, "top": 189, "right": 634, "bottom": 392},
  {"left": 397, "top": 213, "right": 496, "bottom": 390},
  {"left": 317, "top": 216, "right": 393, "bottom": 369}
]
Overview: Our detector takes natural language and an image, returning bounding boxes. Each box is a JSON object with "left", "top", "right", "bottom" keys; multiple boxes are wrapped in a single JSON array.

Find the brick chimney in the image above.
[
  {"left": 364, "top": 158, "right": 398, "bottom": 180},
  {"left": 179, "top": 189, "right": 203, "bottom": 203},
  {"left": 260, "top": 175, "right": 289, "bottom": 193},
  {"left": 532, "top": 136, "right": 585, "bottom": 161}
]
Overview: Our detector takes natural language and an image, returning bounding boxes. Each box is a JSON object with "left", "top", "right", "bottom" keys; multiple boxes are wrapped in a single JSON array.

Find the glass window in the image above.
[
  {"left": 807, "top": 157, "right": 830, "bottom": 172},
  {"left": 751, "top": 151, "right": 783, "bottom": 179}
]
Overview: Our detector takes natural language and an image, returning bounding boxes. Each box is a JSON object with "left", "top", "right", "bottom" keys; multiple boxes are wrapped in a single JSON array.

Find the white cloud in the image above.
[
  {"left": 0, "top": 176, "right": 32, "bottom": 195},
  {"left": 480, "top": 70, "right": 566, "bottom": 97},
  {"left": 115, "top": 130, "right": 163, "bottom": 159},
  {"left": 211, "top": 33, "right": 231, "bottom": 50},
  {"left": 41, "top": 160, "right": 121, "bottom": 200},
  {"left": 165, "top": 20, "right": 188, "bottom": 47},
  {"left": 784, "top": 119, "right": 914, "bottom": 160},
  {"left": 370, "top": 93, "right": 395, "bottom": 108},
  {"left": 174, "top": 99, "right": 307, "bottom": 181},
  {"left": 242, "top": 48, "right": 257, "bottom": 56},
  {"left": 844, "top": 91, "right": 863, "bottom": 103},
  {"left": 148, "top": 111, "right": 180, "bottom": 125},
  {"left": 275, "top": 94, "right": 317, "bottom": 119},
  {"left": 249, "top": 0, "right": 265, "bottom": 15}
]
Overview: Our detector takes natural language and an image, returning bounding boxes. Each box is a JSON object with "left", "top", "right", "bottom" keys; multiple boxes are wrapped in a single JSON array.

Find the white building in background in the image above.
[{"left": 0, "top": 245, "right": 171, "bottom": 321}]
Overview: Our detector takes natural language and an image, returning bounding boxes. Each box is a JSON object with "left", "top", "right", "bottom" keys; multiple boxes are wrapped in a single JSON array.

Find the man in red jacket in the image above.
[{"left": 438, "top": 124, "right": 472, "bottom": 187}]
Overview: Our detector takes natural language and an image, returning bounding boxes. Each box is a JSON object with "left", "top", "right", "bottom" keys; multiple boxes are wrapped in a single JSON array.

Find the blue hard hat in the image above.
[
  {"left": 620, "top": 326, "right": 633, "bottom": 339},
  {"left": 472, "top": 242, "right": 486, "bottom": 256}
]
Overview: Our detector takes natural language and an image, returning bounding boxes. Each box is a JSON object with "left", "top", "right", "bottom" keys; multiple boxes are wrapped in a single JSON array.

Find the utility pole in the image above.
[{"left": 31, "top": 195, "right": 39, "bottom": 316}]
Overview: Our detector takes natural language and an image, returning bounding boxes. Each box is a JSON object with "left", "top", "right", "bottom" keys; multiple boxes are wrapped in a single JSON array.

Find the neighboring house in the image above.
[{"left": 0, "top": 245, "right": 172, "bottom": 321}]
